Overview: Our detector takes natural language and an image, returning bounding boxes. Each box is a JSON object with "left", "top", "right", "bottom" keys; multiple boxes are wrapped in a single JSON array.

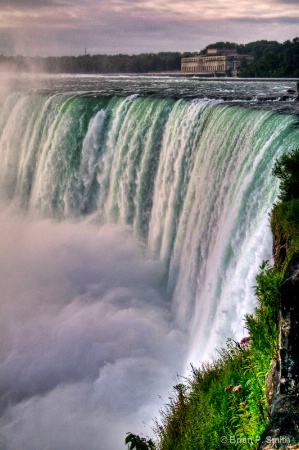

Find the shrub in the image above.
[{"left": 272, "top": 148, "right": 299, "bottom": 202}]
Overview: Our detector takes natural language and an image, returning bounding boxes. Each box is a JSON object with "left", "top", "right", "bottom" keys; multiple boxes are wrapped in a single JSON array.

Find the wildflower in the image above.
[
  {"left": 224, "top": 384, "right": 233, "bottom": 392},
  {"left": 240, "top": 336, "right": 250, "bottom": 345},
  {"left": 233, "top": 385, "right": 242, "bottom": 392}
]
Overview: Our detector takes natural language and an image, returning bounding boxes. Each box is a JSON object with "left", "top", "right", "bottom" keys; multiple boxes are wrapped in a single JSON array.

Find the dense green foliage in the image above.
[
  {"left": 271, "top": 148, "right": 299, "bottom": 265},
  {"left": 237, "top": 38, "right": 299, "bottom": 78},
  {"left": 271, "top": 199, "right": 299, "bottom": 264},
  {"left": 272, "top": 148, "right": 299, "bottom": 202},
  {"left": 1, "top": 38, "right": 298, "bottom": 76}
]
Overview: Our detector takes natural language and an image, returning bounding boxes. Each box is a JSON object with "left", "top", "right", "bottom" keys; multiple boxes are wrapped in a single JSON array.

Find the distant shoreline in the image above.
[{"left": 146, "top": 72, "right": 299, "bottom": 81}]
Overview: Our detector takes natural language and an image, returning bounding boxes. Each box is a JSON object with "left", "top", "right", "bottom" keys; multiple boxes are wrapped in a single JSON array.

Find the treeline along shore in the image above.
[{"left": 0, "top": 38, "right": 298, "bottom": 77}]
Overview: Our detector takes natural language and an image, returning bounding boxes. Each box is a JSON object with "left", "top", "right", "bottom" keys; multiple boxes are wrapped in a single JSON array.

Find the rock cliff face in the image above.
[{"left": 258, "top": 253, "right": 299, "bottom": 449}]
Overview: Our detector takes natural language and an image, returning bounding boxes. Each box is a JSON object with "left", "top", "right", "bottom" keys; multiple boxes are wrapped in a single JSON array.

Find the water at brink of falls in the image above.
[{"left": 0, "top": 74, "right": 299, "bottom": 450}]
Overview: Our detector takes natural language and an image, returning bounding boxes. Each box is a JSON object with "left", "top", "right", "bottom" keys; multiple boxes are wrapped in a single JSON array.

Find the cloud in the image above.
[
  {"left": 274, "top": 0, "right": 299, "bottom": 3},
  {"left": 0, "top": 212, "right": 187, "bottom": 449},
  {"left": 0, "top": 0, "right": 297, "bottom": 55},
  {"left": 0, "top": 0, "right": 67, "bottom": 6}
]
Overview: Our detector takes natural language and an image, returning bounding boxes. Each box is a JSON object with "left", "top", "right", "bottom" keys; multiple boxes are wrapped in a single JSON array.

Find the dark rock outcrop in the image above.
[
  {"left": 280, "top": 254, "right": 299, "bottom": 395},
  {"left": 258, "top": 253, "right": 299, "bottom": 449}
]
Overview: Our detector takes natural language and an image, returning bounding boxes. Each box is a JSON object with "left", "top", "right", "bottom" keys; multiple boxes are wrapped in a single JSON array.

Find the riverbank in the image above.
[{"left": 146, "top": 72, "right": 299, "bottom": 81}]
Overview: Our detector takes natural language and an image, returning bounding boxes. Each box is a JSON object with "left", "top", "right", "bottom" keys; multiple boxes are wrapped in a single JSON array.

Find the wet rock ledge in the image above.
[{"left": 258, "top": 252, "right": 299, "bottom": 449}]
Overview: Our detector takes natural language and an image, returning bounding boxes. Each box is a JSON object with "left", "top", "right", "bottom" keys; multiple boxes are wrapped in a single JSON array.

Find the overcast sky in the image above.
[{"left": 0, "top": 0, "right": 298, "bottom": 57}]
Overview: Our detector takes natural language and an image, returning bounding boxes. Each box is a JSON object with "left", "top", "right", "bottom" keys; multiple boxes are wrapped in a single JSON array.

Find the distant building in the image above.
[{"left": 181, "top": 48, "right": 253, "bottom": 77}]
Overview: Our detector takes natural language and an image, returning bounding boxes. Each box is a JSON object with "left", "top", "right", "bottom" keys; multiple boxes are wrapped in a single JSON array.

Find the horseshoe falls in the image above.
[{"left": 0, "top": 86, "right": 299, "bottom": 450}]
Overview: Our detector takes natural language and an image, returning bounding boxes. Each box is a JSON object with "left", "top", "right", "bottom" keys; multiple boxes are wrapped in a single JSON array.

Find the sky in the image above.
[{"left": 0, "top": 0, "right": 298, "bottom": 56}]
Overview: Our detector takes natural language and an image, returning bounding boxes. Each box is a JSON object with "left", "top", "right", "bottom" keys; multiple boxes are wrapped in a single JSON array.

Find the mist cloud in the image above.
[{"left": 0, "top": 211, "right": 186, "bottom": 450}]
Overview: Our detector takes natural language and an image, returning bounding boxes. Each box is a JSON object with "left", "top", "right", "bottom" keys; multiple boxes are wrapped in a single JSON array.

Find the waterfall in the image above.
[
  {"left": 0, "top": 91, "right": 299, "bottom": 449},
  {"left": 1, "top": 93, "right": 298, "bottom": 352}
]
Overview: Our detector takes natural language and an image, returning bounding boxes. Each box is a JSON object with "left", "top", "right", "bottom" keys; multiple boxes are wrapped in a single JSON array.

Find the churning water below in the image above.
[{"left": 0, "top": 75, "right": 299, "bottom": 450}]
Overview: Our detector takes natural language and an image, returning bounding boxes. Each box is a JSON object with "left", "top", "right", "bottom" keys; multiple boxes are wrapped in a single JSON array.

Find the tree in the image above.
[{"left": 125, "top": 432, "right": 156, "bottom": 450}]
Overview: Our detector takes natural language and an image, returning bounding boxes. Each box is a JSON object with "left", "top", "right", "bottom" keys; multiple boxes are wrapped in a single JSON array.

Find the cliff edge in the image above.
[{"left": 258, "top": 252, "right": 299, "bottom": 449}]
